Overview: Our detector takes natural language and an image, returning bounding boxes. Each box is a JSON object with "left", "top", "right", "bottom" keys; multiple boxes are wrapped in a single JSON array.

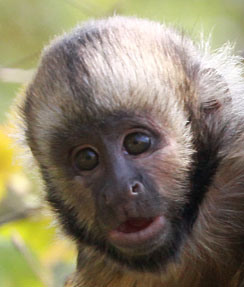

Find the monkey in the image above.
[{"left": 17, "top": 16, "right": 244, "bottom": 287}]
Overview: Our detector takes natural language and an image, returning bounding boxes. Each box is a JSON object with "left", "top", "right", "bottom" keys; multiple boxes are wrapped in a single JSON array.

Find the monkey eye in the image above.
[
  {"left": 73, "top": 148, "right": 99, "bottom": 171},
  {"left": 123, "top": 132, "right": 151, "bottom": 155}
]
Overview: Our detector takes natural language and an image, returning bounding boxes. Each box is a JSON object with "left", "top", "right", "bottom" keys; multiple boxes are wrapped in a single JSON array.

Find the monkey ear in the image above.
[
  {"left": 201, "top": 98, "right": 222, "bottom": 114},
  {"left": 200, "top": 68, "right": 231, "bottom": 115}
]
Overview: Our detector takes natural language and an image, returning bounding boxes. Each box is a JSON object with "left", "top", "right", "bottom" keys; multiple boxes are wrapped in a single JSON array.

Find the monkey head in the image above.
[{"left": 21, "top": 16, "right": 238, "bottom": 273}]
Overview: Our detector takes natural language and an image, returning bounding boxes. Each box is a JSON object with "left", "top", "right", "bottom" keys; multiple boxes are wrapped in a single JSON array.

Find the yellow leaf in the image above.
[{"left": 0, "top": 126, "right": 21, "bottom": 177}]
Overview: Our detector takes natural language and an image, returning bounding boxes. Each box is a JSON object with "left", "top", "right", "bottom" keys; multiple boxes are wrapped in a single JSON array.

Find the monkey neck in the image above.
[{"left": 75, "top": 246, "right": 239, "bottom": 287}]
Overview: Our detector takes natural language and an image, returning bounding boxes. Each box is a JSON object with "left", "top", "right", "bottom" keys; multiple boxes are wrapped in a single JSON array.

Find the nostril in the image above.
[
  {"left": 131, "top": 182, "right": 143, "bottom": 194},
  {"left": 132, "top": 183, "right": 139, "bottom": 193},
  {"left": 103, "top": 192, "right": 112, "bottom": 205}
]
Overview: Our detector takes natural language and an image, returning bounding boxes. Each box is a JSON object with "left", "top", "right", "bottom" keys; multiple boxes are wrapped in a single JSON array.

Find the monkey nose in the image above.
[{"left": 103, "top": 181, "right": 145, "bottom": 206}]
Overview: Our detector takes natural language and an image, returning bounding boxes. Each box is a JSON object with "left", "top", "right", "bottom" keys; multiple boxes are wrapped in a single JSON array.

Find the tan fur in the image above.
[{"left": 16, "top": 16, "right": 244, "bottom": 286}]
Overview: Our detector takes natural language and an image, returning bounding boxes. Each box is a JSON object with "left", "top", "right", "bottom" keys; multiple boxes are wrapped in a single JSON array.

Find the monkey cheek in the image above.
[{"left": 107, "top": 216, "right": 166, "bottom": 253}]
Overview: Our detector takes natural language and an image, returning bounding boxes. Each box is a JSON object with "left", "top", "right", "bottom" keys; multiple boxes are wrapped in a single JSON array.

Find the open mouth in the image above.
[{"left": 108, "top": 216, "right": 165, "bottom": 248}]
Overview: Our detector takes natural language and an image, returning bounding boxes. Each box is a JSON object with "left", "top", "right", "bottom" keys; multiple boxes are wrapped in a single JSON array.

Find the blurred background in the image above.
[{"left": 0, "top": 0, "right": 244, "bottom": 286}]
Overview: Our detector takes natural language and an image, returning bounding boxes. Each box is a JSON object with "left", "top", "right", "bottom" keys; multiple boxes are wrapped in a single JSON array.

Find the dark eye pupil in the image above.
[
  {"left": 74, "top": 148, "right": 98, "bottom": 171},
  {"left": 124, "top": 132, "right": 151, "bottom": 155}
]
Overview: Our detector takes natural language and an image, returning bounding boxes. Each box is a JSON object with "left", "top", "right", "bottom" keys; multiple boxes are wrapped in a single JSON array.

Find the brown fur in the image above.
[{"left": 17, "top": 16, "right": 244, "bottom": 286}]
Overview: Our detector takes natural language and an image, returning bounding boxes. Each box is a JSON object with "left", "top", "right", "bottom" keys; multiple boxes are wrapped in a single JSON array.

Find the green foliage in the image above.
[{"left": 0, "top": 238, "right": 44, "bottom": 287}]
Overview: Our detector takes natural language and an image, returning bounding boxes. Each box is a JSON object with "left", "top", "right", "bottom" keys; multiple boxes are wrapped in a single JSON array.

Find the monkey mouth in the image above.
[{"left": 108, "top": 216, "right": 165, "bottom": 249}]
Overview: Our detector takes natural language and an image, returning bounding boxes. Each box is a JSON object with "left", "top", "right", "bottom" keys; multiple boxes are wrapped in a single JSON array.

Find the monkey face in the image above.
[
  {"left": 22, "top": 17, "right": 226, "bottom": 273},
  {"left": 71, "top": 116, "right": 179, "bottom": 252},
  {"left": 39, "top": 111, "right": 193, "bottom": 272}
]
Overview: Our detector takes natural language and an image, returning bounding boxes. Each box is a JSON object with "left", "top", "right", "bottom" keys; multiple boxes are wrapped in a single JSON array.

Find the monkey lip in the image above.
[{"left": 108, "top": 216, "right": 165, "bottom": 248}]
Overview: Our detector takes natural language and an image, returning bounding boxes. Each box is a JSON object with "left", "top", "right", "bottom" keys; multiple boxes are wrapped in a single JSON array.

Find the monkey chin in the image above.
[
  {"left": 108, "top": 216, "right": 166, "bottom": 256},
  {"left": 105, "top": 214, "right": 183, "bottom": 273},
  {"left": 100, "top": 214, "right": 185, "bottom": 272}
]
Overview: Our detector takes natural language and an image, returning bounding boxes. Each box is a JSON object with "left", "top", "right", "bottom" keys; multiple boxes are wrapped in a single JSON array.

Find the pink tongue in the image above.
[{"left": 117, "top": 218, "right": 154, "bottom": 233}]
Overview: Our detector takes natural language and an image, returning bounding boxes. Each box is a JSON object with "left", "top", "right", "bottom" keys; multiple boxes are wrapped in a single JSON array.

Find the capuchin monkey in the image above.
[{"left": 18, "top": 16, "right": 244, "bottom": 286}]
